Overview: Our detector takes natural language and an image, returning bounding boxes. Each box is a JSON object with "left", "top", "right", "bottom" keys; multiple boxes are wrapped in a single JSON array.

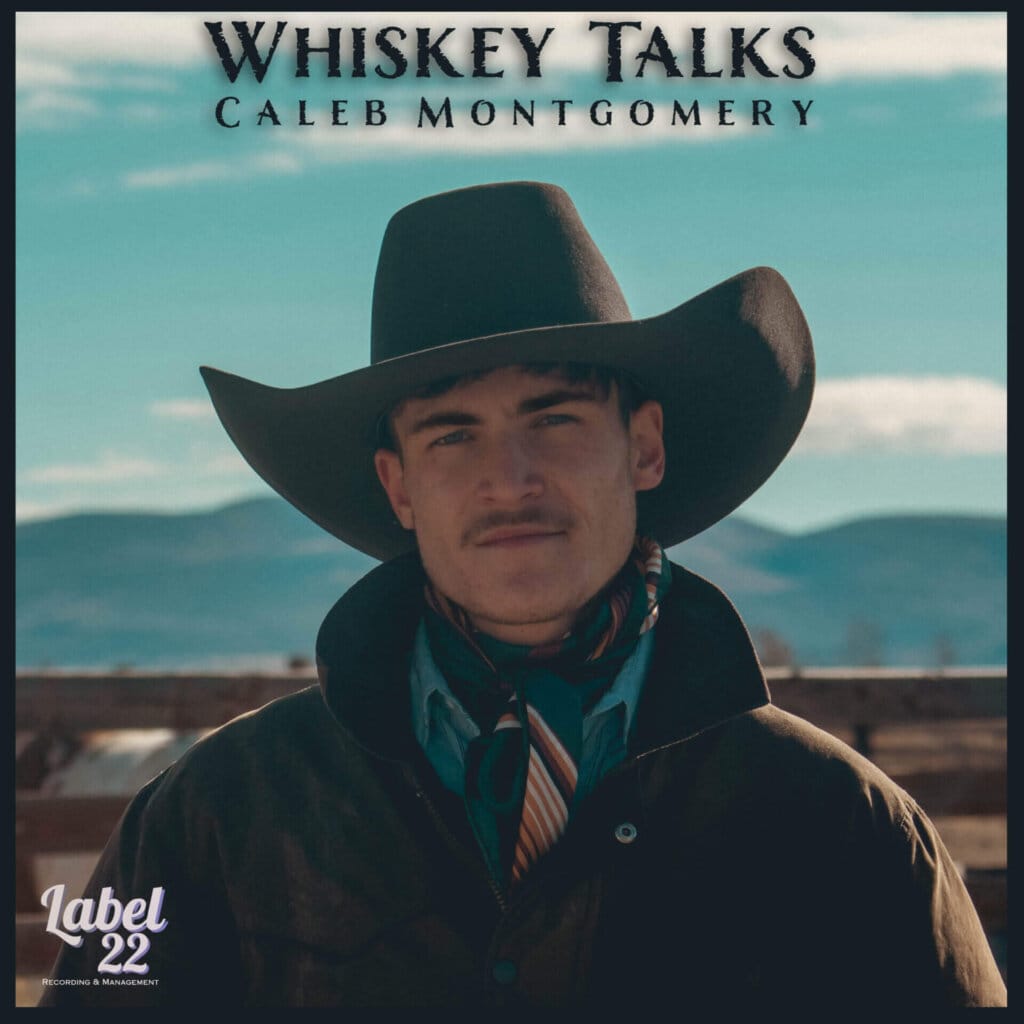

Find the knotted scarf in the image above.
[{"left": 423, "top": 536, "right": 671, "bottom": 889}]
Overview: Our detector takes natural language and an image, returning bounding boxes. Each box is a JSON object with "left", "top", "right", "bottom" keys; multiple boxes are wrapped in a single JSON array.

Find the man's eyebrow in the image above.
[
  {"left": 403, "top": 387, "right": 600, "bottom": 438},
  {"left": 405, "top": 410, "right": 482, "bottom": 438},
  {"left": 517, "top": 388, "right": 601, "bottom": 415}
]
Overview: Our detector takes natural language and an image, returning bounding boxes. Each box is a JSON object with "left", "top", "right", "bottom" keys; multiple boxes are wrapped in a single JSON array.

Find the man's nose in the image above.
[{"left": 477, "top": 434, "right": 543, "bottom": 502}]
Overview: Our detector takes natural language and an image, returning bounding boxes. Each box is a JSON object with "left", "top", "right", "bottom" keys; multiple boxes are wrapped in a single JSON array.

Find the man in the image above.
[{"left": 42, "top": 182, "right": 1005, "bottom": 1007}]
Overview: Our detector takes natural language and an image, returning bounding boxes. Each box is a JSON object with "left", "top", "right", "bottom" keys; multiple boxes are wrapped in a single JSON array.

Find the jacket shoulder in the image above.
[
  {"left": 742, "top": 705, "right": 1004, "bottom": 1004},
  {"left": 124, "top": 685, "right": 344, "bottom": 825},
  {"left": 738, "top": 703, "right": 918, "bottom": 820},
  {"left": 174, "top": 682, "right": 330, "bottom": 759}
]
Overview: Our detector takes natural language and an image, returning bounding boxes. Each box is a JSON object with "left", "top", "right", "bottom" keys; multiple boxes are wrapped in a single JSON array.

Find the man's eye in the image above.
[
  {"left": 430, "top": 429, "right": 470, "bottom": 447},
  {"left": 537, "top": 413, "right": 576, "bottom": 426}
]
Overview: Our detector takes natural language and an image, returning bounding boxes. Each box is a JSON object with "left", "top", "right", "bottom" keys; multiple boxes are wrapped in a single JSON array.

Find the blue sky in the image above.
[{"left": 15, "top": 12, "right": 1006, "bottom": 534}]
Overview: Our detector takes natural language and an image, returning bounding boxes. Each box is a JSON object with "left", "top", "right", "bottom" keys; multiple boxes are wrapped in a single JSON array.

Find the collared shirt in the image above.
[{"left": 409, "top": 620, "right": 655, "bottom": 806}]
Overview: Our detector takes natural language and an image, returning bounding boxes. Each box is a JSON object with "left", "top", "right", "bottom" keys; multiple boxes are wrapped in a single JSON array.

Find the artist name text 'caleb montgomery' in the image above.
[{"left": 204, "top": 20, "right": 817, "bottom": 83}]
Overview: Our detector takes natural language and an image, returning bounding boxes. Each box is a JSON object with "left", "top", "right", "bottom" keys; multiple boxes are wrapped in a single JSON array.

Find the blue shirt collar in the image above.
[{"left": 410, "top": 620, "right": 654, "bottom": 746}]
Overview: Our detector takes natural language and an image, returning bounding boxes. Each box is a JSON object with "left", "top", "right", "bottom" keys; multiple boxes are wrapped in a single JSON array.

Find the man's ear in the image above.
[
  {"left": 630, "top": 400, "right": 666, "bottom": 493},
  {"left": 374, "top": 449, "right": 415, "bottom": 530}
]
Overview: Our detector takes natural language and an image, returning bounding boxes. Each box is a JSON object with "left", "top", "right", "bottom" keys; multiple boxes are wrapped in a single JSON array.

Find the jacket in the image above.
[{"left": 40, "top": 554, "right": 1007, "bottom": 1007}]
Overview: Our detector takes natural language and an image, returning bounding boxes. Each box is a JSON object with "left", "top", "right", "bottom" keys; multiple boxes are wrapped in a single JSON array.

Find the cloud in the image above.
[
  {"left": 118, "top": 102, "right": 167, "bottom": 123},
  {"left": 120, "top": 159, "right": 233, "bottom": 189},
  {"left": 109, "top": 96, "right": 751, "bottom": 186},
  {"left": 15, "top": 499, "right": 77, "bottom": 522},
  {"left": 16, "top": 12, "right": 207, "bottom": 68},
  {"left": 182, "top": 437, "right": 257, "bottom": 477},
  {"left": 290, "top": 93, "right": 762, "bottom": 157},
  {"left": 15, "top": 54, "right": 79, "bottom": 87},
  {"left": 110, "top": 73, "right": 180, "bottom": 93},
  {"left": 805, "top": 12, "right": 1006, "bottom": 80},
  {"left": 794, "top": 376, "right": 1006, "bottom": 456},
  {"left": 197, "top": 452, "right": 253, "bottom": 476},
  {"left": 15, "top": 12, "right": 1006, "bottom": 80},
  {"left": 26, "top": 452, "right": 167, "bottom": 484},
  {"left": 19, "top": 89, "right": 98, "bottom": 116},
  {"left": 149, "top": 399, "right": 216, "bottom": 421},
  {"left": 121, "top": 150, "right": 302, "bottom": 189}
]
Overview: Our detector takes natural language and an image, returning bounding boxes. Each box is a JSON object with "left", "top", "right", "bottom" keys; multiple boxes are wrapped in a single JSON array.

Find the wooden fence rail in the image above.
[
  {"left": 15, "top": 667, "right": 1009, "bottom": 732},
  {"left": 15, "top": 668, "right": 1007, "bottom": 982}
]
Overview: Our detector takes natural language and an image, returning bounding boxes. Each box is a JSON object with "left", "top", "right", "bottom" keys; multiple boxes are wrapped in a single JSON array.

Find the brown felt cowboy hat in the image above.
[{"left": 201, "top": 181, "right": 814, "bottom": 561}]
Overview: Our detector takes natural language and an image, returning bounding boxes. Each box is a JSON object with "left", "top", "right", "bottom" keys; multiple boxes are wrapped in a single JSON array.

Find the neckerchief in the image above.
[{"left": 423, "top": 536, "right": 671, "bottom": 888}]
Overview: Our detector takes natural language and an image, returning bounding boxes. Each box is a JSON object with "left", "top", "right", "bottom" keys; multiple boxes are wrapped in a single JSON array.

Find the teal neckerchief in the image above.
[{"left": 423, "top": 537, "right": 671, "bottom": 888}]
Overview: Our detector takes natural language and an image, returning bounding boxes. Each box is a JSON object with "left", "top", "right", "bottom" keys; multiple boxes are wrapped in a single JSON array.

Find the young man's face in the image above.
[{"left": 374, "top": 366, "right": 665, "bottom": 646}]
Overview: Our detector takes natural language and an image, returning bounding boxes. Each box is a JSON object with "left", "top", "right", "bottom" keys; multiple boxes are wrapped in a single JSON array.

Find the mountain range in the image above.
[{"left": 16, "top": 498, "right": 1006, "bottom": 669}]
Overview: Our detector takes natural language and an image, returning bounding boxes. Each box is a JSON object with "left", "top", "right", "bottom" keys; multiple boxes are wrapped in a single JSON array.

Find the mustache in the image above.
[{"left": 462, "top": 507, "right": 576, "bottom": 546}]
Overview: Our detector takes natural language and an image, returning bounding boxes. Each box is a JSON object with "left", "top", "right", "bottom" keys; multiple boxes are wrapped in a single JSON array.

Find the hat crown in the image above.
[{"left": 370, "top": 182, "right": 631, "bottom": 364}]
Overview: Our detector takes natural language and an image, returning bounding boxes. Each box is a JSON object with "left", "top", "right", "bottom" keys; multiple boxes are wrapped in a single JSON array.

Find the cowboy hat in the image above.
[{"left": 201, "top": 181, "right": 814, "bottom": 561}]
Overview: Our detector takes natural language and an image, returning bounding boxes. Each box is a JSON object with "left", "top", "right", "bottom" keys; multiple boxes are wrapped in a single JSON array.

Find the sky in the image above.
[{"left": 15, "top": 12, "right": 1006, "bottom": 536}]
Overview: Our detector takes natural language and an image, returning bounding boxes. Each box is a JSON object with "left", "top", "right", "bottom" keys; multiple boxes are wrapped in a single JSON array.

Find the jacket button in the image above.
[
  {"left": 614, "top": 822, "right": 638, "bottom": 844},
  {"left": 492, "top": 959, "right": 517, "bottom": 985}
]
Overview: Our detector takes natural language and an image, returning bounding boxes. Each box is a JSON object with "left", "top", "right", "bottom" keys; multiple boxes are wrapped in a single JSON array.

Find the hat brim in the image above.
[{"left": 201, "top": 266, "right": 814, "bottom": 561}]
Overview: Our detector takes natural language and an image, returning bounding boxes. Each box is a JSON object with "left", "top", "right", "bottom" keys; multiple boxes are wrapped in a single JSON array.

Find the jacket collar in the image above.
[
  {"left": 315, "top": 551, "right": 769, "bottom": 763},
  {"left": 629, "top": 558, "right": 770, "bottom": 753}
]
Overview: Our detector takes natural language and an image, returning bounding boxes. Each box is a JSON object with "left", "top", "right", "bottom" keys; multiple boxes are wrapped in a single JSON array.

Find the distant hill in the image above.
[
  {"left": 681, "top": 514, "right": 1005, "bottom": 667},
  {"left": 15, "top": 498, "right": 1005, "bottom": 669}
]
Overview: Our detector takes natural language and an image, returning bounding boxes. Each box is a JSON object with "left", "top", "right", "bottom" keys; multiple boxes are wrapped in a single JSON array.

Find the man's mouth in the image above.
[
  {"left": 464, "top": 508, "right": 575, "bottom": 548},
  {"left": 474, "top": 526, "right": 566, "bottom": 548}
]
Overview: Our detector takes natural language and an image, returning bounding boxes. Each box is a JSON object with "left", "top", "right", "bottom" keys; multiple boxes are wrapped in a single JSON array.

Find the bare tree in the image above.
[
  {"left": 931, "top": 631, "right": 957, "bottom": 669},
  {"left": 753, "top": 628, "right": 797, "bottom": 669},
  {"left": 844, "top": 620, "right": 886, "bottom": 667}
]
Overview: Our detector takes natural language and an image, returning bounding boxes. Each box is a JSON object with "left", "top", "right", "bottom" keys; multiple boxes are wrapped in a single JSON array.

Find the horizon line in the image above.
[{"left": 14, "top": 493, "right": 1008, "bottom": 539}]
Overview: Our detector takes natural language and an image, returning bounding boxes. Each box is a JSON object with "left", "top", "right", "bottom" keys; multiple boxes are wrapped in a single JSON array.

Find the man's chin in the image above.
[{"left": 459, "top": 582, "right": 587, "bottom": 640}]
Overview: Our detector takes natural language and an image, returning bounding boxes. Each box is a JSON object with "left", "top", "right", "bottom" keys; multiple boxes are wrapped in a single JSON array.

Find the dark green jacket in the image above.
[{"left": 41, "top": 555, "right": 1007, "bottom": 1007}]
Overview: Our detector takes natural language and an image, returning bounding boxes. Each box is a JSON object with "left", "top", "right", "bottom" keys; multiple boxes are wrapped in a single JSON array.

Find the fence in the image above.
[{"left": 15, "top": 667, "right": 1007, "bottom": 983}]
